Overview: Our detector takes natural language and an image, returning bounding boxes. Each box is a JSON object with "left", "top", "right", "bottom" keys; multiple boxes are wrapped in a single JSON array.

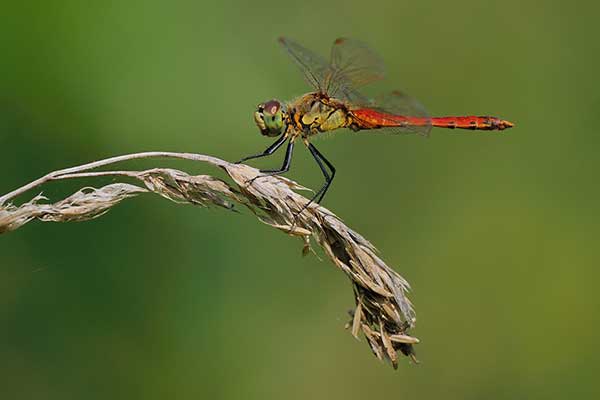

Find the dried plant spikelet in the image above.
[
  {"left": 351, "top": 302, "right": 363, "bottom": 339},
  {"left": 361, "top": 324, "right": 384, "bottom": 361},
  {"left": 389, "top": 334, "right": 420, "bottom": 344},
  {"left": 0, "top": 153, "right": 419, "bottom": 368},
  {"left": 379, "top": 318, "right": 398, "bottom": 369}
]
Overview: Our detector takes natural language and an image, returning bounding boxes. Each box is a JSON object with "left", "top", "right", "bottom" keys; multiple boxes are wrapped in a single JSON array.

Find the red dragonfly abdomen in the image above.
[
  {"left": 430, "top": 116, "right": 513, "bottom": 130},
  {"left": 351, "top": 109, "right": 514, "bottom": 131}
]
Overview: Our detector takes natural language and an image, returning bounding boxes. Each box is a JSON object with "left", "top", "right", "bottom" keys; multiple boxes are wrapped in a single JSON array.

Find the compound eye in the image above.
[
  {"left": 257, "top": 103, "right": 265, "bottom": 112},
  {"left": 263, "top": 100, "right": 280, "bottom": 115}
]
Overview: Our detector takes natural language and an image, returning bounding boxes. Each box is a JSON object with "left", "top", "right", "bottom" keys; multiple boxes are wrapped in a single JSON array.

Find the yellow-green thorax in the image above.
[{"left": 286, "top": 93, "right": 351, "bottom": 138}]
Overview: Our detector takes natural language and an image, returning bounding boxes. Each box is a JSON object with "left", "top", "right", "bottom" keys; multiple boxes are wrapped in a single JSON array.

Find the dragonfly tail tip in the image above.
[{"left": 502, "top": 120, "right": 515, "bottom": 129}]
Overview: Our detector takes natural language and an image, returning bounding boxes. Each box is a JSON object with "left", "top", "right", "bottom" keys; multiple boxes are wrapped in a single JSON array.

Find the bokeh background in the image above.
[{"left": 1, "top": 0, "right": 599, "bottom": 398}]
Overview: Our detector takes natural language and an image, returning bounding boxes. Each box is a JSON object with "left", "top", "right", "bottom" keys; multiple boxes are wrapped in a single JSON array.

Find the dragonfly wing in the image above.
[
  {"left": 336, "top": 86, "right": 372, "bottom": 108},
  {"left": 352, "top": 90, "right": 432, "bottom": 136},
  {"left": 278, "top": 37, "right": 330, "bottom": 92},
  {"left": 328, "top": 39, "right": 428, "bottom": 136},
  {"left": 328, "top": 38, "right": 386, "bottom": 96},
  {"left": 279, "top": 37, "right": 385, "bottom": 97}
]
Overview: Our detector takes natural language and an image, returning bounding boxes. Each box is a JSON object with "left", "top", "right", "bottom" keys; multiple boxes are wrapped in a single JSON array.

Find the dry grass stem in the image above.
[{"left": 0, "top": 151, "right": 419, "bottom": 368}]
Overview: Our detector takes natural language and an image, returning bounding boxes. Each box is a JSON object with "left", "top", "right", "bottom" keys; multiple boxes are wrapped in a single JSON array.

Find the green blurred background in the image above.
[{"left": 1, "top": 0, "right": 599, "bottom": 398}]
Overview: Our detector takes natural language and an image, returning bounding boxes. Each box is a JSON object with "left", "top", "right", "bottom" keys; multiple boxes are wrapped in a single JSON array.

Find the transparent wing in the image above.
[
  {"left": 279, "top": 37, "right": 386, "bottom": 97},
  {"left": 336, "top": 85, "right": 372, "bottom": 107},
  {"left": 327, "top": 38, "right": 386, "bottom": 95},
  {"left": 354, "top": 90, "right": 432, "bottom": 136},
  {"left": 278, "top": 37, "right": 330, "bottom": 92},
  {"left": 374, "top": 90, "right": 430, "bottom": 118}
]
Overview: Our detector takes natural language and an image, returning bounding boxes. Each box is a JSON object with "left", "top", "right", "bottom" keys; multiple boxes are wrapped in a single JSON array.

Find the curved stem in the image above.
[{"left": 0, "top": 151, "right": 228, "bottom": 206}]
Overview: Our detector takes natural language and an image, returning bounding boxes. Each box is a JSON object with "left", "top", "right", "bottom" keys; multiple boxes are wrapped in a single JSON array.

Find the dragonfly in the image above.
[{"left": 238, "top": 37, "right": 513, "bottom": 210}]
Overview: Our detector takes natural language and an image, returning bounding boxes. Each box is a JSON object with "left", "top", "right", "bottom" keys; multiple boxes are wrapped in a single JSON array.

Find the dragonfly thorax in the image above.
[{"left": 290, "top": 93, "right": 351, "bottom": 136}]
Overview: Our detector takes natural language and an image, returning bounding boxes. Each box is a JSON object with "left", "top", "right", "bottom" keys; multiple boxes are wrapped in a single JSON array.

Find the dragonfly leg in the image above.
[
  {"left": 245, "top": 140, "right": 295, "bottom": 185},
  {"left": 258, "top": 140, "right": 294, "bottom": 176},
  {"left": 235, "top": 134, "right": 288, "bottom": 164},
  {"left": 295, "top": 141, "right": 336, "bottom": 217},
  {"left": 288, "top": 141, "right": 335, "bottom": 225},
  {"left": 309, "top": 142, "right": 336, "bottom": 204},
  {"left": 304, "top": 142, "right": 335, "bottom": 208}
]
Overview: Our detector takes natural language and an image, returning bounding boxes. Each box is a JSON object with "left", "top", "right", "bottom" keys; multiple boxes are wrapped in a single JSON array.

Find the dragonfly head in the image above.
[{"left": 255, "top": 99, "right": 285, "bottom": 137}]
